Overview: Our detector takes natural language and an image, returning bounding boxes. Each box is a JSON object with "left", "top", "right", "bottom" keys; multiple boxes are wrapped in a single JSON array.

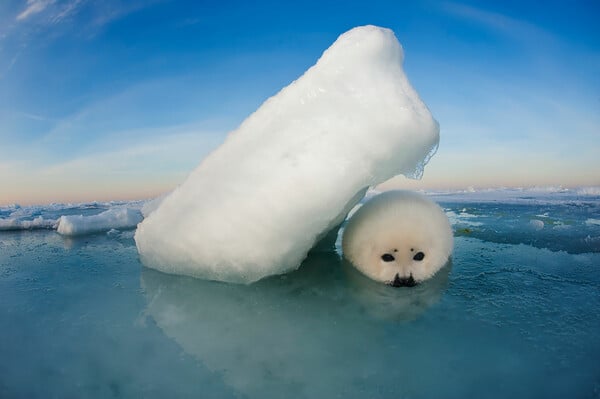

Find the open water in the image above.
[{"left": 1, "top": 189, "right": 599, "bottom": 398}]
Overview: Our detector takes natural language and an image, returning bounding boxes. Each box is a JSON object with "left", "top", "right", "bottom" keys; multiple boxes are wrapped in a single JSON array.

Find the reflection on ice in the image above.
[
  {"left": 1, "top": 224, "right": 599, "bottom": 398},
  {"left": 343, "top": 260, "right": 451, "bottom": 321},
  {"left": 140, "top": 251, "right": 450, "bottom": 398}
]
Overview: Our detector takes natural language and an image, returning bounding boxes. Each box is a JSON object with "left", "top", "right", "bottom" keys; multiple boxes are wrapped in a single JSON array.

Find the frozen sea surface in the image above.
[{"left": 1, "top": 189, "right": 599, "bottom": 398}]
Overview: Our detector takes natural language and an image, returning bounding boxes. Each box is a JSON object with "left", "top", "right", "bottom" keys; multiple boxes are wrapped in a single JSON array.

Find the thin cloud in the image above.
[
  {"left": 0, "top": 51, "right": 21, "bottom": 79},
  {"left": 442, "top": 1, "right": 556, "bottom": 45},
  {"left": 42, "top": 129, "right": 221, "bottom": 176},
  {"left": 16, "top": 0, "right": 55, "bottom": 21},
  {"left": 87, "top": 0, "right": 165, "bottom": 29},
  {"left": 49, "top": 0, "right": 85, "bottom": 24},
  {"left": 8, "top": 0, "right": 163, "bottom": 45},
  {"left": 17, "top": 110, "right": 53, "bottom": 121},
  {"left": 13, "top": 0, "right": 153, "bottom": 29},
  {"left": 1, "top": 125, "right": 224, "bottom": 204},
  {"left": 16, "top": 0, "right": 85, "bottom": 24}
]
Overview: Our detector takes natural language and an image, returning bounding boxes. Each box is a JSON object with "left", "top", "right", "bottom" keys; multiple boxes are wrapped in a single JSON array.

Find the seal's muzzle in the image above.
[{"left": 390, "top": 273, "right": 417, "bottom": 287}]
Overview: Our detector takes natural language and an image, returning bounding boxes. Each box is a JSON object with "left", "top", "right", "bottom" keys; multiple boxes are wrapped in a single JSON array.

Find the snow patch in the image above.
[
  {"left": 529, "top": 219, "right": 544, "bottom": 230},
  {"left": 446, "top": 211, "right": 483, "bottom": 227}
]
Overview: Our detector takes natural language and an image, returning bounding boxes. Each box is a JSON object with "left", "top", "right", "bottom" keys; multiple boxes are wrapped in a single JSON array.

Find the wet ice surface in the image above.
[
  {"left": 1, "top": 195, "right": 599, "bottom": 398},
  {"left": 432, "top": 190, "right": 600, "bottom": 254}
]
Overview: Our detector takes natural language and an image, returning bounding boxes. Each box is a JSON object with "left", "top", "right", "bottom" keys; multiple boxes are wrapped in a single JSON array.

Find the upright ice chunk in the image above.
[{"left": 135, "top": 25, "right": 440, "bottom": 283}]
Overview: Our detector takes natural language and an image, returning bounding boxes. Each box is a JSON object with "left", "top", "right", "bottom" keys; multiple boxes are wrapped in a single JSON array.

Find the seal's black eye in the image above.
[
  {"left": 413, "top": 252, "right": 425, "bottom": 261},
  {"left": 381, "top": 253, "right": 395, "bottom": 262}
]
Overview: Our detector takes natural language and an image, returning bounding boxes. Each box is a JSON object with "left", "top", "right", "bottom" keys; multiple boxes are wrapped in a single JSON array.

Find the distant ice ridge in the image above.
[
  {"left": 57, "top": 207, "right": 143, "bottom": 236},
  {"left": 576, "top": 187, "right": 600, "bottom": 196},
  {"left": 0, "top": 201, "right": 144, "bottom": 235},
  {"left": 426, "top": 186, "right": 600, "bottom": 205},
  {"left": 0, "top": 204, "right": 58, "bottom": 231},
  {"left": 135, "top": 25, "right": 440, "bottom": 284},
  {"left": 0, "top": 216, "right": 57, "bottom": 231}
]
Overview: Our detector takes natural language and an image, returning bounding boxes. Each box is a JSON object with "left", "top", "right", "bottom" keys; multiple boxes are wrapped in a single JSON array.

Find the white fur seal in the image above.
[{"left": 342, "top": 190, "right": 453, "bottom": 286}]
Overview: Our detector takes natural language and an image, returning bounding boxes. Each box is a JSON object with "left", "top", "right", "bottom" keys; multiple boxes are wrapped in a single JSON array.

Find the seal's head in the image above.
[{"left": 342, "top": 190, "right": 453, "bottom": 286}]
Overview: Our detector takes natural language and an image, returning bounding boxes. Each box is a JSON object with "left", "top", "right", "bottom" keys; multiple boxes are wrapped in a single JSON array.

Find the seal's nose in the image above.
[{"left": 390, "top": 273, "right": 417, "bottom": 287}]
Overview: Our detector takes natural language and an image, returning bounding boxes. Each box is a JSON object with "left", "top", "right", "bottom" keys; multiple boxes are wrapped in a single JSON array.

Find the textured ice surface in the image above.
[
  {"left": 1, "top": 194, "right": 599, "bottom": 398},
  {"left": 135, "top": 25, "right": 440, "bottom": 283},
  {"left": 437, "top": 199, "right": 600, "bottom": 254}
]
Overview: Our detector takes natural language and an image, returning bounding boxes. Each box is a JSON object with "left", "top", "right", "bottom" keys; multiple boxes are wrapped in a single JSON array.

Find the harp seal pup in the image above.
[{"left": 342, "top": 190, "right": 453, "bottom": 287}]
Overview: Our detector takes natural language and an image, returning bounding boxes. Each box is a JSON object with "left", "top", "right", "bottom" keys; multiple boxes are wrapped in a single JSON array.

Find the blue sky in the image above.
[{"left": 1, "top": 0, "right": 598, "bottom": 205}]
